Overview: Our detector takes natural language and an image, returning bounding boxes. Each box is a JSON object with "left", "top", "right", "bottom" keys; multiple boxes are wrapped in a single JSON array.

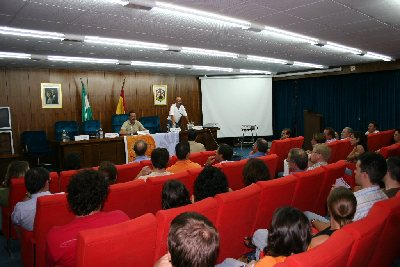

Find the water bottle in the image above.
[
  {"left": 62, "top": 130, "right": 67, "bottom": 142},
  {"left": 99, "top": 128, "right": 104, "bottom": 139}
]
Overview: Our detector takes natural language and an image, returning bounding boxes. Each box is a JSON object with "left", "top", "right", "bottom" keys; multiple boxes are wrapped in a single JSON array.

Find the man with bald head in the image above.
[{"left": 168, "top": 96, "right": 189, "bottom": 129}]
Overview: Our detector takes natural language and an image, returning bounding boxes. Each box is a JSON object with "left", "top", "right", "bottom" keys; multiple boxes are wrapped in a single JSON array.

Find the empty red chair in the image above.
[
  {"left": 215, "top": 183, "right": 261, "bottom": 263},
  {"left": 268, "top": 139, "right": 292, "bottom": 173},
  {"left": 335, "top": 139, "right": 353, "bottom": 161},
  {"left": 59, "top": 169, "right": 79, "bottom": 192},
  {"left": 292, "top": 168, "right": 325, "bottom": 212},
  {"left": 49, "top": 171, "right": 60, "bottom": 193},
  {"left": 290, "top": 136, "right": 304, "bottom": 149},
  {"left": 379, "top": 143, "right": 400, "bottom": 158},
  {"left": 326, "top": 141, "right": 339, "bottom": 163},
  {"left": 154, "top": 197, "right": 219, "bottom": 261},
  {"left": 253, "top": 175, "right": 298, "bottom": 231},
  {"left": 167, "top": 155, "right": 178, "bottom": 167},
  {"left": 146, "top": 171, "right": 190, "bottom": 213},
  {"left": 115, "top": 162, "right": 142, "bottom": 183},
  {"left": 258, "top": 154, "right": 279, "bottom": 179},
  {"left": 76, "top": 213, "right": 157, "bottom": 267},
  {"left": 220, "top": 159, "right": 248, "bottom": 190},
  {"left": 103, "top": 179, "right": 150, "bottom": 219}
]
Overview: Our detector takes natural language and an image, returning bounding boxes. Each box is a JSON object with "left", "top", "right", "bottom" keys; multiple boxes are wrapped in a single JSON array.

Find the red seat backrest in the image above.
[
  {"left": 49, "top": 171, "right": 60, "bottom": 193},
  {"left": 253, "top": 175, "right": 298, "bottom": 231},
  {"left": 379, "top": 143, "right": 400, "bottom": 158},
  {"left": 33, "top": 194, "right": 75, "bottom": 267},
  {"left": 167, "top": 155, "right": 178, "bottom": 167},
  {"left": 379, "top": 129, "right": 396, "bottom": 148},
  {"left": 115, "top": 162, "right": 142, "bottom": 183},
  {"left": 18, "top": 226, "right": 34, "bottom": 267},
  {"left": 326, "top": 141, "right": 339, "bottom": 163},
  {"left": 258, "top": 154, "right": 279, "bottom": 179},
  {"left": 367, "top": 131, "right": 394, "bottom": 152},
  {"left": 268, "top": 139, "right": 292, "bottom": 173},
  {"left": 59, "top": 169, "right": 79, "bottom": 192},
  {"left": 315, "top": 161, "right": 346, "bottom": 215},
  {"left": 292, "top": 168, "right": 325, "bottom": 212},
  {"left": 215, "top": 184, "right": 261, "bottom": 263},
  {"left": 220, "top": 159, "right": 248, "bottom": 190},
  {"left": 140, "top": 159, "right": 152, "bottom": 168},
  {"left": 290, "top": 136, "right": 304, "bottom": 149},
  {"left": 189, "top": 151, "right": 203, "bottom": 166},
  {"left": 335, "top": 139, "right": 353, "bottom": 161},
  {"left": 103, "top": 180, "right": 149, "bottom": 219},
  {"left": 186, "top": 167, "right": 203, "bottom": 195},
  {"left": 76, "top": 213, "right": 157, "bottom": 267},
  {"left": 154, "top": 197, "right": 219, "bottom": 261}
]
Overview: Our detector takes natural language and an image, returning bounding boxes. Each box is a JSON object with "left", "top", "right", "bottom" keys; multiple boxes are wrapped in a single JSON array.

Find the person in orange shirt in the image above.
[{"left": 167, "top": 141, "right": 201, "bottom": 173}]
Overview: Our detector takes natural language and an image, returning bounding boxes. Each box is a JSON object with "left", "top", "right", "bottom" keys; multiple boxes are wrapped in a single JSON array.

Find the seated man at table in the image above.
[
  {"left": 119, "top": 111, "right": 146, "bottom": 135},
  {"left": 132, "top": 140, "right": 150, "bottom": 162},
  {"left": 188, "top": 129, "right": 206, "bottom": 153},
  {"left": 167, "top": 141, "right": 201, "bottom": 173}
]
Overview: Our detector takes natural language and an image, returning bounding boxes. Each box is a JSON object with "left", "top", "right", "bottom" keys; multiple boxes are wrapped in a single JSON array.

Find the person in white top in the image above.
[
  {"left": 365, "top": 121, "right": 379, "bottom": 135},
  {"left": 168, "top": 96, "right": 188, "bottom": 128},
  {"left": 324, "top": 127, "right": 337, "bottom": 143}
]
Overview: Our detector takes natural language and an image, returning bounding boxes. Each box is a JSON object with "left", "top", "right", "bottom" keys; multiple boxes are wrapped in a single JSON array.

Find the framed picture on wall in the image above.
[
  {"left": 153, "top": 84, "right": 167, "bottom": 105},
  {"left": 41, "top": 83, "right": 62, "bottom": 108}
]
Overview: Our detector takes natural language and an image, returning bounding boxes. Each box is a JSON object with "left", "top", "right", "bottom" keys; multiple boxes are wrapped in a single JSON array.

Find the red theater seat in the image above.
[
  {"left": 167, "top": 155, "right": 178, "bottom": 167},
  {"left": 49, "top": 171, "right": 60, "bottom": 193},
  {"left": 326, "top": 141, "right": 339, "bottom": 163},
  {"left": 59, "top": 169, "right": 79, "bottom": 192},
  {"left": 191, "top": 150, "right": 216, "bottom": 166},
  {"left": 258, "top": 154, "right": 279, "bottom": 179},
  {"left": 220, "top": 159, "right": 248, "bottom": 190},
  {"left": 186, "top": 167, "right": 203, "bottom": 195},
  {"left": 335, "top": 139, "right": 353, "bottom": 161},
  {"left": 154, "top": 197, "right": 219, "bottom": 261},
  {"left": 292, "top": 168, "right": 325, "bottom": 212},
  {"left": 103, "top": 179, "right": 149, "bottom": 219},
  {"left": 368, "top": 130, "right": 395, "bottom": 152},
  {"left": 115, "top": 162, "right": 142, "bottom": 183},
  {"left": 215, "top": 184, "right": 261, "bottom": 263},
  {"left": 379, "top": 143, "right": 400, "bottom": 158},
  {"left": 268, "top": 139, "right": 292, "bottom": 173},
  {"left": 76, "top": 213, "right": 157, "bottom": 267},
  {"left": 290, "top": 136, "right": 304, "bottom": 149}
]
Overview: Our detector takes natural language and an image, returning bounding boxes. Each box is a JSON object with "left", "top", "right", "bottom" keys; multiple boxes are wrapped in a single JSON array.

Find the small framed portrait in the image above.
[
  {"left": 41, "top": 83, "right": 62, "bottom": 108},
  {"left": 153, "top": 84, "right": 167, "bottom": 105}
]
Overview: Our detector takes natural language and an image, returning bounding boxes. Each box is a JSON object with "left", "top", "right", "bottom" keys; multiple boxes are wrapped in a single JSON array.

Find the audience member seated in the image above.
[
  {"left": 0, "top": 160, "right": 29, "bottom": 207},
  {"left": 311, "top": 132, "right": 326, "bottom": 147},
  {"left": 393, "top": 128, "right": 400, "bottom": 144},
  {"left": 132, "top": 140, "right": 150, "bottom": 162},
  {"left": 206, "top": 143, "right": 233, "bottom": 166},
  {"left": 307, "top": 152, "right": 387, "bottom": 231},
  {"left": 136, "top": 148, "right": 172, "bottom": 180},
  {"left": 98, "top": 161, "right": 117, "bottom": 185},
  {"left": 161, "top": 180, "right": 191, "bottom": 210},
  {"left": 248, "top": 138, "right": 268, "bottom": 159},
  {"left": 346, "top": 131, "right": 367, "bottom": 163},
  {"left": 243, "top": 158, "right": 270, "bottom": 187},
  {"left": 323, "top": 127, "right": 337, "bottom": 143},
  {"left": 154, "top": 212, "right": 220, "bottom": 267},
  {"left": 310, "top": 187, "right": 356, "bottom": 248},
  {"left": 365, "top": 121, "right": 379, "bottom": 135},
  {"left": 119, "top": 111, "right": 146, "bottom": 135},
  {"left": 193, "top": 166, "right": 229, "bottom": 202},
  {"left": 46, "top": 170, "right": 129, "bottom": 267},
  {"left": 308, "top": 144, "right": 331, "bottom": 170},
  {"left": 283, "top": 148, "right": 308, "bottom": 176},
  {"left": 63, "top": 153, "right": 81, "bottom": 171},
  {"left": 383, "top": 156, "right": 400, "bottom": 198},
  {"left": 341, "top": 127, "right": 353, "bottom": 139},
  {"left": 167, "top": 141, "right": 201, "bottom": 173},
  {"left": 11, "top": 167, "right": 51, "bottom": 231},
  {"left": 187, "top": 129, "right": 206, "bottom": 153},
  {"left": 280, "top": 128, "right": 291, "bottom": 140}
]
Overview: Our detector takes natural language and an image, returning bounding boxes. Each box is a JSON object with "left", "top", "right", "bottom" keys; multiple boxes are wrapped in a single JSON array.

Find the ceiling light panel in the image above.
[
  {"left": 246, "top": 55, "right": 288, "bottom": 65},
  {"left": 263, "top": 26, "right": 319, "bottom": 45},
  {"left": 48, "top": 56, "right": 118, "bottom": 64},
  {"left": 323, "top": 42, "right": 363, "bottom": 55},
  {"left": 192, "top": 65, "right": 233, "bottom": 72},
  {"left": 0, "top": 27, "right": 65, "bottom": 40},
  {"left": 363, "top": 52, "right": 393, "bottom": 62},
  {"left": 130, "top": 61, "right": 184, "bottom": 68},
  {"left": 85, "top": 36, "right": 169, "bottom": 50},
  {"left": 239, "top": 69, "right": 271, "bottom": 74},
  {"left": 181, "top": 47, "right": 238, "bottom": 58},
  {"left": 292, "top": 61, "right": 327, "bottom": 69},
  {"left": 0, "top": 51, "right": 31, "bottom": 59}
]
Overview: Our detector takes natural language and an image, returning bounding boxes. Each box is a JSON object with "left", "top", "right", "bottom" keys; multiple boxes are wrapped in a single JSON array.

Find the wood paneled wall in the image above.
[{"left": 0, "top": 68, "right": 201, "bottom": 153}]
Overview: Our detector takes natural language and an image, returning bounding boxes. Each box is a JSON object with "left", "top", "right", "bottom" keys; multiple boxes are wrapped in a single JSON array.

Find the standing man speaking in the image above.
[{"left": 168, "top": 96, "right": 189, "bottom": 129}]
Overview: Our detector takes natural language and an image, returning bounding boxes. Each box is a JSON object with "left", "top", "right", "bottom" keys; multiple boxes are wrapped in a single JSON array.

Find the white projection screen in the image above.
[{"left": 201, "top": 77, "right": 273, "bottom": 138}]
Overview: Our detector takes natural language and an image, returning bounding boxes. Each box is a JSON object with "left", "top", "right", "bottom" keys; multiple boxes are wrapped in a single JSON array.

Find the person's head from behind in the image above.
[
  {"left": 151, "top": 148, "right": 170, "bottom": 170},
  {"left": 3, "top": 160, "right": 29, "bottom": 187},
  {"left": 194, "top": 166, "right": 228, "bottom": 202},
  {"left": 133, "top": 140, "right": 148, "bottom": 157},
  {"left": 267, "top": 206, "right": 311, "bottom": 257},
  {"left": 67, "top": 170, "right": 108, "bottom": 216},
  {"left": 215, "top": 143, "right": 233, "bottom": 162},
  {"left": 323, "top": 127, "right": 335, "bottom": 141},
  {"left": 64, "top": 152, "right": 81, "bottom": 170},
  {"left": 394, "top": 129, "right": 400, "bottom": 144},
  {"left": 384, "top": 156, "right": 400, "bottom": 185},
  {"left": 98, "top": 161, "right": 117, "bottom": 185},
  {"left": 341, "top": 127, "right": 353, "bottom": 139},
  {"left": 310, "top": 144, "right": 331, "bottom": 164},
  {"left": 243, "top": 158, "right": 270, "bottom": 186},
  {"left": 287, "top": 148, "right": 308, "bottom": 171},
  {"left": 311, "top": 133, "right": 326, "bottom": 146},
  {"left": 350, "top": 131, "right": 367, "bottom": 151},
  {"left": 188, "top": 129, "right": 197, "bottom": 142},
  {"left": 281, "top": 128, "right": 291, "bottom": 139},
  {"left": 175, "top": 141, "right": 190, "bottom": 160},
  {"left": 24, "top": 167, "right": 50, "bottom": 195},
  {"left": 355, "top": 152, "right": 387, "bottom": 187},
  {"left": 254, "top": 138, "right": 268, "bottom": 153},
  {"left": 368, "top": 121, "right": 378, "bottom": 133},
  {"left": 327, "top": 187, "right": 357, "bottom": 228},
  {"left": 162, "top": 180, "right": 191, "bottom": 210},
  {"left": 168, "top": 212, "right": 219, "bottom": 267}
]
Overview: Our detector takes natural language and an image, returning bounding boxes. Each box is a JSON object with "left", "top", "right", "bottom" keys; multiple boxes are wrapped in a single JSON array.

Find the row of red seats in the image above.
[
  {"left": 379, "top": 143, "right": 400, "bottom": 158},
  {"left": 367, "top": 129, "right": 396, "bottom": 152},
  {"left": 326, "top": 139, "right": 353, "bottom": 163},
  {"left": 16, "top": 159, "right": 344, "bottom": 267}
]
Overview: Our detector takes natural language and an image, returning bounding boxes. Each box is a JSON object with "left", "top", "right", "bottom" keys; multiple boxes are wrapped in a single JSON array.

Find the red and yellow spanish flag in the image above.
[{"left": 115, "top": 78, "right": 126, "bottom": 114}]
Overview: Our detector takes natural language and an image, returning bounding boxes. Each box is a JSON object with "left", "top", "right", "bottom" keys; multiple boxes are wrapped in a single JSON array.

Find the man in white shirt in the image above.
[
  {"left": 168, "top": 96, "right": 188, "bottom": 128},
  {"left": 365, "top": 121, "right": 379, "bottom": 135}
]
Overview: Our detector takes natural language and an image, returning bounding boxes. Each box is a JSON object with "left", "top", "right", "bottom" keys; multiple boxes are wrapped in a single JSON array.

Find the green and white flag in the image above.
[{"left": 81, "top": 80, "right": 93, "bottom": 122}]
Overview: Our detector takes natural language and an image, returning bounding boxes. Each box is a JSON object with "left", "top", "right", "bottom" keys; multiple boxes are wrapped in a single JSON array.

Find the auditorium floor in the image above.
[{"left": 0, "top": 235, "right": 21, "bottom": 267}]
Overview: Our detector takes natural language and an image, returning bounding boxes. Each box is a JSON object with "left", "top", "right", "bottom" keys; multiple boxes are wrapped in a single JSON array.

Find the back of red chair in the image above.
[
  {"left": 59, "top": 169, "right": 79, "bottom": 192},
  {"left": 18, "top": 226, "right": 34, "bottom": 267},
  {"left": 326, "top": 141, "right": 339, "bottom": 163},
  {"left": 268, "top": 139, "right": 291, "bottom": 173},
  {"left": 335, "top": 139, "right": 353, "bottom": 161},
  {"left": 198, "top": 150, "right": 216, "bottom": 166},
  {"left": 342, "top": 161, "right": 356, "bottom": 188},
  {"left": 292, "top": 168, "right": 325, "bottom": 212},
  {"left": 49, "top": 171, "right": 60, "bottom": 193},
  {"left": 33, "top": 194, "right": 75, "bottom": 267},
  {"left": 379, "top": 143, "right": 400, "bottom": 158},
  {"left": 367, "top": 132, "right": 381, "bottom": 152},
  {"left": 140, "top": 159, "right": 152, "bottom": 168},
  {"left": 253, "top": 175, "right": 298, "bottom": 231},
  {"left": 189, "top": 151, "right": 203, "bottom": 165},
  {"left": 290, "top": 136, "right": 304, "bottom": 149},
  {"left": 186, "top": 167, "right": 203, "bottom": 195},
  {"left": 258, "top": 154, "right": 279, "bottom": 179},
  {"left": 167, "top": 155, "right": 178, "bottom": 167},
  {"left": 115, "top": 162, "right": 142, "bottom": 183},
  {"left": 379, "top": 129, "right": 396, "bottom": 148},
  {"left": 103, "top": 180, "right": 149, "bottom": 219},
  {"left": 220, "top": 159, "right": 248, "bottom": 190},
  {"left": 154, "top": 197, "right": 219, "bottom": 261},
  {"left": 77, "top": 213, "right": 157, "bottom": 267},
  {"left": 215, "top": 184, "right": 261, "bottom": 263}
]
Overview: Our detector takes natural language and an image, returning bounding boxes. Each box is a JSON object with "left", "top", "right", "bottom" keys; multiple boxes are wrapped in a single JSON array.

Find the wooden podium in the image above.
[{"left": 303, "top": 110, "right": 323, "bottom": 151}]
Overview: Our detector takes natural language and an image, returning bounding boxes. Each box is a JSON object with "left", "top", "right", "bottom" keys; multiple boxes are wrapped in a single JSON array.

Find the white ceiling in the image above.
[{"left": 0, "top": 0, "right": 399, "bottom": 75}]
